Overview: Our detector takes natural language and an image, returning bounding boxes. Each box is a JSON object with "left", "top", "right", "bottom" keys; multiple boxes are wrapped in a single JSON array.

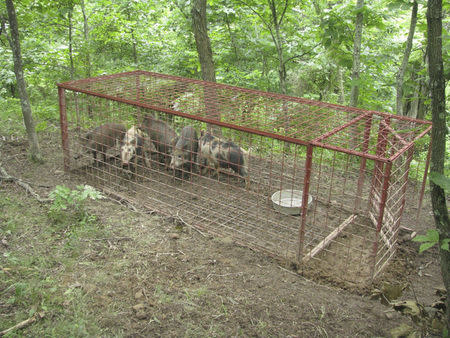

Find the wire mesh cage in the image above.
[{"left": 57, "top": 70, "right": 432, "bottom": 286}]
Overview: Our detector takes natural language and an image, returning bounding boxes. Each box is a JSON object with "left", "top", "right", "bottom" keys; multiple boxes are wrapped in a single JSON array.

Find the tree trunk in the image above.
[
  {"left": 224, "top": 13, "right": 238, "bottom": 61},
  {"left": 80, "top": 0, "right": 91, "bottom": 78},
  {"left": 396, "top": 0, "right": 418, "bottom": 115},
  {"left": 126, "top": 11, "right": 138, "bottom": 65},
  {"left": 416, "top": 51, "right": 429, "bottom": 120},
  {"left": 415, "top": 78, "right": 428, "bottom": 120},
  {"left": 131, "top": 27, "right": 138, "bottom": 65},
  {"left": 4, "top": 0, "right": 42, "bottom": 162},
  {"left": 269, "top": 0, "right": 287, "bottom": 94},
  {"left": 191, "top": 0, "right": 216, "bottom": 83},
  {"left": 350, "top": 0, "right": 364, "bottom": 107},
  {"left": 337, "top": 67, "right": 345, "bottom": 104},
  {"left": 191, "top": 0, "right": 220, "bottom": 135},
  {"left": 427, "top": 0, "right": 449, "bottom": 331},
  {"left": 68, "top": 6, "right": 74, "bottom": 80}
]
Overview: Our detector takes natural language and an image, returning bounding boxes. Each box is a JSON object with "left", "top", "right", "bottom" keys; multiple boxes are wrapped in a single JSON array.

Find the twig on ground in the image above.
[
  {"left": 206, "top": 272, "right": 243, "bottom": 280},
  {"left": 278, "top": 265, "right": 298, "bottom": 277},
  {"left": 105, "top": 191, "right": 139, "bottom": 212},
  {"left": 79, "top": 237, "right": 133, "bottom": 242},
  {"left": 0, "top": 164, "right": 52, "bottom": 203},
  {"left": 174, "top": 211, "right": 207, "bottom": 238},
  {"left": 0, "top": 311, "right": 45, "bottom": 336}
]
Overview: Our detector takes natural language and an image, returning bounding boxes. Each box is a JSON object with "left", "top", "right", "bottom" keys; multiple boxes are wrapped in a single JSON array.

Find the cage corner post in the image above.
[
  {"left": 58, "top": 86, "right": 70, "bottom": 171},
  {"left": 135, "top": 72, "right": 143, "bottom": 122},
  {"left": 369, "top": 160, "right": 393, "bottom": 282},
  {"left": 355, "top": 114, "right": 373, "bottom": 211},
  {"left": 297, "top": 143, "right": 314, "bottom": 263},
  {"left": 394, "top": 146, "right": 415, "bottom": 240}
]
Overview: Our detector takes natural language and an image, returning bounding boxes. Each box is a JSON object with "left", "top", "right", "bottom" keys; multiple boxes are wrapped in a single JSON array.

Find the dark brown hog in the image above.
[
  {"left": 141, "top": 114, "right": 177, "bottom": 167},
  {"left": 169, "top": 125, "right": 198, "bottom": 178},
  {"left": 81, "top": 123, "right": 126, "bottom": 165}
]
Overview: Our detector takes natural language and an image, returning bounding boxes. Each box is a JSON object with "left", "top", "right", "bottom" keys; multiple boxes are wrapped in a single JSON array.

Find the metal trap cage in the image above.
[{"left": 57, "top": 70, "right": 432, "bottom": 285}]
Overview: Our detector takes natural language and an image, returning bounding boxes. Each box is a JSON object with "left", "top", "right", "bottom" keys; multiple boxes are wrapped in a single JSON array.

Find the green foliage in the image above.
[
  {"left": 48, "top": 184, "right": 104, "bottom": 224},
  {"left": 1, "top": 0, "right": 443, "bottom": 121},
  {"left": 412, "top": 229, "right": 450, "bottom": 253},
  {"left": 0, "top": 97, "right": 26, "bottom": 136}
]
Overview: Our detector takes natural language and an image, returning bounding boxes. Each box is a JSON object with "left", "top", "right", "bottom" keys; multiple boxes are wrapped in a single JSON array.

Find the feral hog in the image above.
[
  {"left": 198, "top": 132, "right": 249, "bottom": 187},
  {"left": 169, "top": 125, "right": 199, "bottom": 177},
  {"left": 121, "top": 126, "right": 156, "bottom": 169},
  {"left": 81, "top": 123, "right": 126, "bottom": 165},
  {"left": 141, "top": 114, "right": 177, "bottom": 167}
]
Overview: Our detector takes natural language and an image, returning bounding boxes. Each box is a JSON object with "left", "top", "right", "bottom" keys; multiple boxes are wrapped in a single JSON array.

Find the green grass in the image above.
[{"left": 0, "top": 191, "right": 107, "bottom": 336}]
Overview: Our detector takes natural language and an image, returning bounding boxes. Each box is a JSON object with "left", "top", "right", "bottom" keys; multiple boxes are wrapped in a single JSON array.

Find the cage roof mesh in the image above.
[{"left": 58, "top": 70, "right": 431, "bottom": 162}]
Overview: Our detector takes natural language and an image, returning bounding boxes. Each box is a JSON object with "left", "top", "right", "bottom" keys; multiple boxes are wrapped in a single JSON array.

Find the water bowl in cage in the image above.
[{"left": 271, "top": 189, "right": 313, "bottom": 216}]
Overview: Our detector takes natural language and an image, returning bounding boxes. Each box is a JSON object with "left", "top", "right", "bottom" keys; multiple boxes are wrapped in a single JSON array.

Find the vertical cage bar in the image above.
[
  {"left": 58, "top": 86, "right": 70, "bottom": 171},
  {"left": 135, "top": 73, "right": 143, "bottom": 123},
  {"left": 370, "top": 161, "right": 392, "bottom": 280},
  {"left": 368, "top": 117, "right": 391, "bottom": 213},
  {"left": 298, "top": 144, "right": 313, "bottom": 261},
  {"left": 355, "top": 115, "right": 373, "bottom": 211},
  {"left": 394, "top": 146, "right": 415, "bottom": 240}
]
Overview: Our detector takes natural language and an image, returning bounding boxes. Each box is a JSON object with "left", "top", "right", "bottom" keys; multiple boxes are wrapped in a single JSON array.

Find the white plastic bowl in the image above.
[{"left": 271, "top": 189, "right": 313, "bottom": 215}]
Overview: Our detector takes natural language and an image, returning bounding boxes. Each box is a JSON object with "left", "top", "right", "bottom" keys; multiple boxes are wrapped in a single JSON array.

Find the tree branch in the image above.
[
  {"left": 235, "top": 0, "right": 272, "bottom": 32},
  {"left": 282, "top": 43, "right": 320, "bottom": 66},
  {"left": 0, "top": 312, "right": 45, "bottom": 336},
  {"left": 0, "top": 164, "right": 52, "bottom": 203},
  {"left": 173, "top": 0, "right": 189, "bottom": 19},
  {"left": 278, "top": 0, "right": 289, "bottom": 26}
]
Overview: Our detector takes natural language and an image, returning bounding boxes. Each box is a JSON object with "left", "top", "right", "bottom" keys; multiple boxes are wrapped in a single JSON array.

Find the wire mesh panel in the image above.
[{"left": 57, "top": 70, "right": 432, "bottom": 285}]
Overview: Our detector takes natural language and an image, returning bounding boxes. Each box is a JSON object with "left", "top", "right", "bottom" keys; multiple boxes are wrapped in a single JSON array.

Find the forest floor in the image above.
[{"left": 0, "top": 127, "right": 446, "bottom": 337}]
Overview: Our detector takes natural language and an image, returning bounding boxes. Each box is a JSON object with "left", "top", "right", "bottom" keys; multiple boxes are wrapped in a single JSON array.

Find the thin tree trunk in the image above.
[
  {"left": 224, "top": 13, "right": 238, "bottom": 61},
  {"left": 415, "top": 79, "right": 428, "bottom": 120},
  {"left": 80, "top": 0, "right": 93, "bottom": 118},
  {"left": 427, "top": 0, "right": 449, "bottom": 331},
  {"left": 126, "top": 11, "right": 138, "bottom": 65},
  {"left": 131, "top": 27, "right": 138, "bottom": 65},
  {"left": 396, "top": 0, "right": 418, "bottom": 115},
  {"left": 350, "top": 0, "right": 364, "bottom": 107},
  {"left": 349, "top": 0, "right": 364, "bottom": 150},
  {"left": 68, "top": 6, "right": 74, "bottom": 80},
  {"left": 416, "top": 50, "right": 429, "bottom": 120},
  {"left": 80, "top": 0, "right": 91, "bottom": 78},
  {"left": 268, "top": 0, "right": 288, "bottom": 95},
  {"left": 337, "top": 67, "right": 345, "bottom": 104},
  {"left": 191, "top": 0, "right": 220, "bottom": 135},
  {"left": 4, "top": 0, "right": 42, "bottom": 162}
]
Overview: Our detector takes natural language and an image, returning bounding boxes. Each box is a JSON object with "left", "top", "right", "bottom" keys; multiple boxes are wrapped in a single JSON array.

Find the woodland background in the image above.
[{"left": 0, "top": 0, "right": 448, "bottom": 121}]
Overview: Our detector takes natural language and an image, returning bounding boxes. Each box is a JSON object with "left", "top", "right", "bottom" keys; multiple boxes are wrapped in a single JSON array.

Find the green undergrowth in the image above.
[
  {"left": 0, "top": 189, "right": 110, "bottom": 336},
  {"left": 0, "top": 97, "right": 59, "bottom": 138}
]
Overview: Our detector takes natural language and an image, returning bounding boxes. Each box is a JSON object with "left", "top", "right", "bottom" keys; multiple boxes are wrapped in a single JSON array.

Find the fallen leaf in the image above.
[{"left": 390, "top": 323, "right": 418, "bottom": 338}]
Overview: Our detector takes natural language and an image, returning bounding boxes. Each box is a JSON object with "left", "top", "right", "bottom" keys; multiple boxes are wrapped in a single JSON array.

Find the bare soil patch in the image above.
[{"left": 0, "top": 128, "right": 444, "bottom": 336}]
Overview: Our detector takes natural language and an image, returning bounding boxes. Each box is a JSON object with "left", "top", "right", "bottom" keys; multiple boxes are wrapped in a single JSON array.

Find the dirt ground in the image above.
[{"left": 0, "top": 128, "right": 446, "bottom": 337}]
